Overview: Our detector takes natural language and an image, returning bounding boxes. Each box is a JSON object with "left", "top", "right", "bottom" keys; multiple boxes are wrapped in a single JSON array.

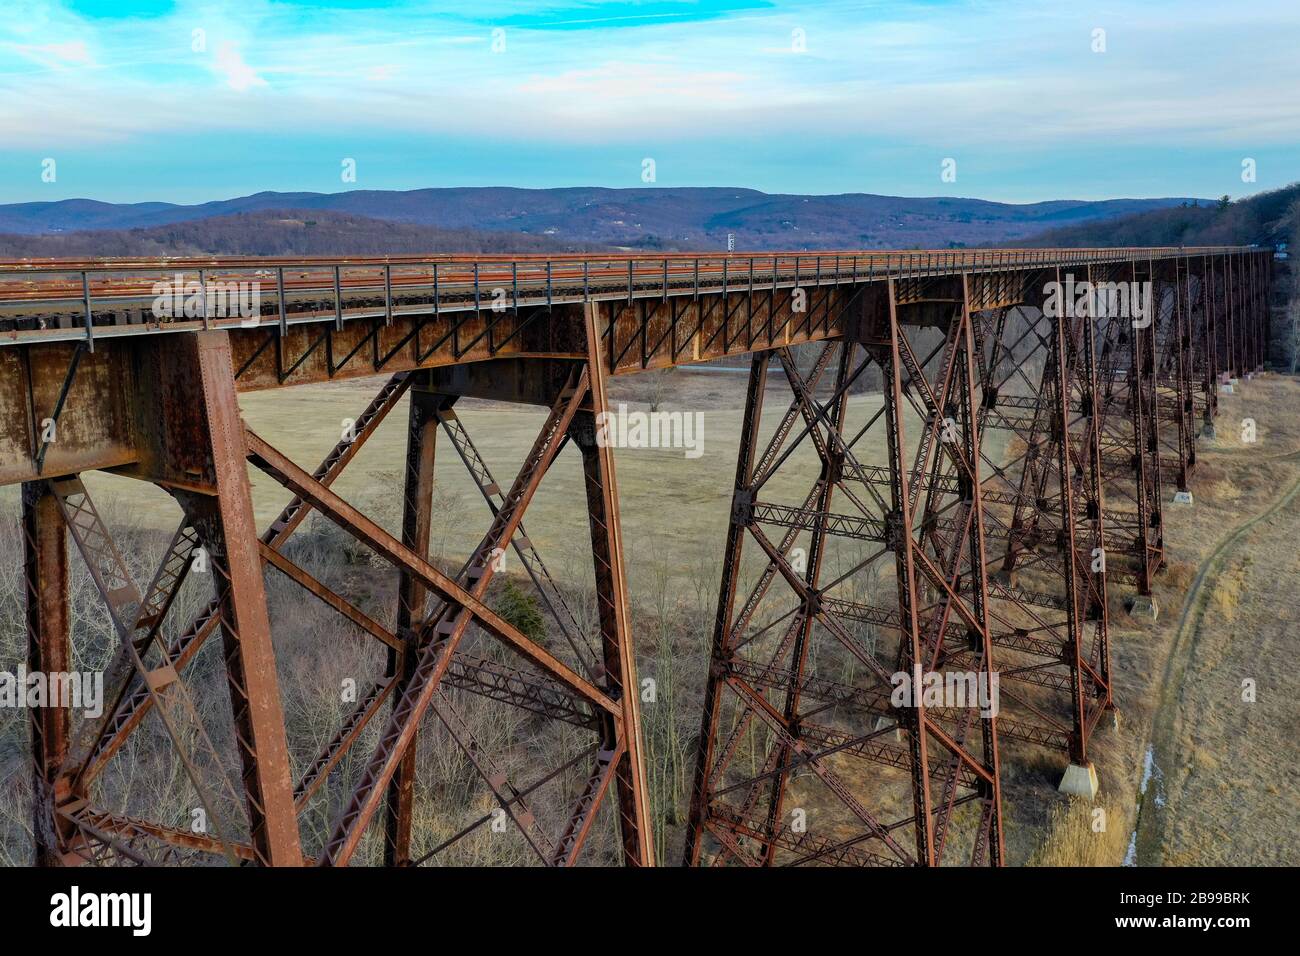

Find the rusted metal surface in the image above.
[
  {"left": 0, "top": 249, "right": 1245, "bottom": 336},
  {"left": 384, "top": 387, "right": 439, "bottom": 866},
  {"left": 22, "top": 481, "right": 71, "bottom": 866},
  {"left": 575, "top": 301, "right": 655, "bottom": 866},
  {"left": 171, "top": 333, "right": 304, "bottom": 866},
  {"left": 685, "top": 276, "right": 1009, "bottom": 866},
  {"left": 5, "top": 246, "right": 1272, "bottom": 866},
  {"left": 0, "top": 249, "right": 1269, "bottom": 484}
]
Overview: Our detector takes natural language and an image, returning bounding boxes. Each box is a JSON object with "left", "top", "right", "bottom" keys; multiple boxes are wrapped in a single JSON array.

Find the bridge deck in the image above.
[{"left": 0, "top": 246, "right": 1251, "bottom": 349}]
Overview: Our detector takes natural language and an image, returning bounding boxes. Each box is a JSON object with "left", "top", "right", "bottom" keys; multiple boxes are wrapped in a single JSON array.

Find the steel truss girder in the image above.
[
  {"left": 275, "top": 303, "right": 652, "bottom": 867},
  {"left": 37, "top": 334, "right": 304, "bottom": 867},
  {"left": 687, "top": 278, "right": 1006, "bottom": 867},
  {"left": 970, "top": 271, "right": 1111, "bottom": 766},
  {"left": 26, "top": 322, "right": 654, "bottom": 868}
]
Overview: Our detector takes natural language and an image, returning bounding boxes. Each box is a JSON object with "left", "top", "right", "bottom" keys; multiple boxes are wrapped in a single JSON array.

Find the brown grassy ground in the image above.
[
  {"left": 1018, "top": 373, "right": 1300, "bottom": 866},
  {"left": 1130, "top": 377, "right": 1300, "bottom": 866}
]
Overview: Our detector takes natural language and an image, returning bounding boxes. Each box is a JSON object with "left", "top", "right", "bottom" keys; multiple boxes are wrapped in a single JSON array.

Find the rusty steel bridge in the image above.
[{"left": 0, "top": 246, "right": 1272, "bottom": 867}]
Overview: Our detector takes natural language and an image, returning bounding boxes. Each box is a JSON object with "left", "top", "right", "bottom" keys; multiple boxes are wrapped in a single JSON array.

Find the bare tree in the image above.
[{"left": 1289, "top": 200, "right": 1300, "bottom": 374}]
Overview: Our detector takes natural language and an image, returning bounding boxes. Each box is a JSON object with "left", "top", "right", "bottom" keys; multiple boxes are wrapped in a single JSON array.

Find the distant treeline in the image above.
[
  {"left": 0, "top": 209, "right": 604, "bottom": 259},
  {"left": 1018, "top": 183, "right": 1300, "bottom": 249}
]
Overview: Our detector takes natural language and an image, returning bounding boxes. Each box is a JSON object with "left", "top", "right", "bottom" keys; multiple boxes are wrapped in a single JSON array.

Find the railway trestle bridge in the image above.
[{"left": 0, "top": 246, "right": 1271, "bottom": 866}]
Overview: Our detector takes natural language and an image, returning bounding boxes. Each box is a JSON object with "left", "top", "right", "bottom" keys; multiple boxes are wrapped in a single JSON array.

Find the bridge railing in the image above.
[{"left": 0, "top": 246, "right": 1258, "bottom": 348}]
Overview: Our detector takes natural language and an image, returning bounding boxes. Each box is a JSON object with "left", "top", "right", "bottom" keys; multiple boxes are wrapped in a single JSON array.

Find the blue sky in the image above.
[{"left": 2, "top": 0, "right": 1298, "bottom": 205}]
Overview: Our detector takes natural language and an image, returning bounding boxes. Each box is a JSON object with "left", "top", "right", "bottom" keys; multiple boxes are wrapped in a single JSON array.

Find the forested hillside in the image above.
[{"left": 1019, "top": 184, "right": 1299, "bottom": 249}]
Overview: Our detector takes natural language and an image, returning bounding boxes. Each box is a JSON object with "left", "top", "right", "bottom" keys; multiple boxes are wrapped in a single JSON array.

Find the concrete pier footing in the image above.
[
  {"left": 1128, "top": 595, "right": 1159, "bottom": 620},
  {"left": 1058, "top": 762, "right": 1099, "bottom": 800}
]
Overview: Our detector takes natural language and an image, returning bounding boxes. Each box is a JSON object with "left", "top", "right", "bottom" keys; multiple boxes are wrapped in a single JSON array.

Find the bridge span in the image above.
[{"left": 1, "top": 246, "right": 1272, "bottom": 866}]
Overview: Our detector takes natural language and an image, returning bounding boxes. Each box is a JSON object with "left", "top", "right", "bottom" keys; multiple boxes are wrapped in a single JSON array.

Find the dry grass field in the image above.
[
  {"left": 1124, "top": 376, "right": 1300, "bottom": 866},
  {"left": 1021, "top": 373, "right": 1300, "bottom": 867},
  {"left": 0, "top": 367, "right": 956, "bottom": 598}
]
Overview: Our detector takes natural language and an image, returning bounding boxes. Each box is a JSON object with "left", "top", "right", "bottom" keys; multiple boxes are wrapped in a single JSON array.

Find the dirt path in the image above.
[{"left": 1134, "top": 449, "right": 1300, "bottom": 865}]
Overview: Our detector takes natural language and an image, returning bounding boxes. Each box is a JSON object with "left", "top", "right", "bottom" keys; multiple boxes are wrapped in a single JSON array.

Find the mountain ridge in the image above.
[{"left": 0, "top": 187, "right": 1205, "bottom": 250}]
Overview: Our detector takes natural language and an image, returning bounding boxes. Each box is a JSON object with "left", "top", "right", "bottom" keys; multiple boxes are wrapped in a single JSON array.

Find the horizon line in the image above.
[{"left": 6, "top": 184, "right": 1271, "bottom": 210}]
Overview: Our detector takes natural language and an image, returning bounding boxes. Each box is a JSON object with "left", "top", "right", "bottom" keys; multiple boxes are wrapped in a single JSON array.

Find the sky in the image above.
[{"left": 1, "top": 0, "right": 1298, "bottom": 205}]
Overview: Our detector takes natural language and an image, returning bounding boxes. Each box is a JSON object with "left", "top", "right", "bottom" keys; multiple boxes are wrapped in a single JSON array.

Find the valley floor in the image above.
[{"left": 1018, "top": 374, "right": 1300, "bottom": 866}]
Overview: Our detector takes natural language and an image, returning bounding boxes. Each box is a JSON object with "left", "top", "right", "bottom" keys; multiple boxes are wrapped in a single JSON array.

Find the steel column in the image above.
[
  {"left": 577, "top": 301, "right": 655, "bottom": 866},
  {"left": 22, "top": 480, "right": 71, "bottom": 865},
  {"left": 175, "top": 332, "right": 302, "bottom": 866},
  {"left": 383, "top": 386, "right": 440, "bottom": 866},
  {"left": 882, "top": 279, "right": 936, "bottom": 865},
  {"left": 684, "top": 351, "right": 767, "bottom": 865}
]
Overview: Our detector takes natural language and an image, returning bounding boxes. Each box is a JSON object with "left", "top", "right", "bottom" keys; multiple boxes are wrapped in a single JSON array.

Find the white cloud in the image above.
[
  {"left": 3, "top": 40, "right": 95, "bottom": 69},
  {"left": 519, "top": 62, "right": 752, "bottom": 102},
  {"left": 212, "top": 41, "right": 267, "bottom": 92}
]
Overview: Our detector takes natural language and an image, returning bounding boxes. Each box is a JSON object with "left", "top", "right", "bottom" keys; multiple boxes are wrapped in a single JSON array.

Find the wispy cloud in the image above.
[
  {"left": 3, "top": 40, "right": 96, "bottom": 68},
  {"left": 0, "top": 0, "right": 1297, "bottom": 201}
]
